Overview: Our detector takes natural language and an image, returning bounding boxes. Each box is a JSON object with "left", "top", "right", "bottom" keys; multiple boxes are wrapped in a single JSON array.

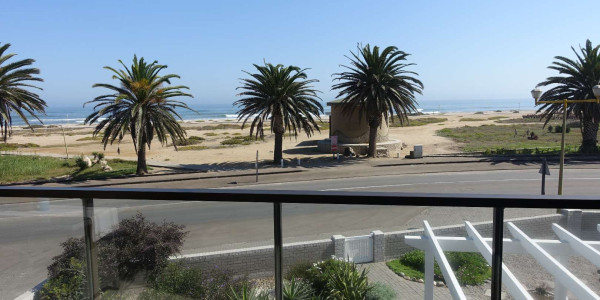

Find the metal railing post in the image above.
[
  {"left": 82, "top": 198, "right": 100, "bottom": 299},
  {"left": 491, "top": 207, "right": 505, "bottom": 300},
  {"left": 273, "top": 202, "right": 283, "bottom": 300},
  {"left": 274, "top": 201, "right": 283, "bottom": 300}
]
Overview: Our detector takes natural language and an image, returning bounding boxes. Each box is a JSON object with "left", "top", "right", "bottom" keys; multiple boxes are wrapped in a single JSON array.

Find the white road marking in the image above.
[{"left": 321, "top": 177, "right": 600, "bottom": 191}]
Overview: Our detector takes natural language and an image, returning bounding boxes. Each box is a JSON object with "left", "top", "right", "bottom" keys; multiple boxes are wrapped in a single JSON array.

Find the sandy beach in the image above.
[{"left": 5, "top": 110, "right": 534, "bottom": 170}]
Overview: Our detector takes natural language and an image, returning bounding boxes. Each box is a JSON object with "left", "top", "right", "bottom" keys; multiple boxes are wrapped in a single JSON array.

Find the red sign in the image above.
[{"left": 331, "top": 136, "right": 338, "bottom": 152}]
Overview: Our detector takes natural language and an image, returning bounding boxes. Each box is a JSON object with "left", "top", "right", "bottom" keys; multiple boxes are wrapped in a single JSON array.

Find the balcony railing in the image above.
[{"left": 1, "top": 186, "right": 599, "bottom": 300}]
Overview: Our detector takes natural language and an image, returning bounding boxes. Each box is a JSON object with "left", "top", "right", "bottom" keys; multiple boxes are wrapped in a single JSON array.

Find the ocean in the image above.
[{"left": 15, "top": 98, "right": 534, "bottom": 126}]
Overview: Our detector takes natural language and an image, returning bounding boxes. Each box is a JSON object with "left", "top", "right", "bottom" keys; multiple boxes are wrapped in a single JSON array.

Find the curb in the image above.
[{"left": 83, "top": 169, "right": 304, "bottom": 187}]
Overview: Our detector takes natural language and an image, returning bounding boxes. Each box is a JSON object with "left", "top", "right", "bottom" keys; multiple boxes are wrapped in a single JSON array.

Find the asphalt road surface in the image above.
[{"left": 2, "top": 168, "right": 600, "bottom": 298}]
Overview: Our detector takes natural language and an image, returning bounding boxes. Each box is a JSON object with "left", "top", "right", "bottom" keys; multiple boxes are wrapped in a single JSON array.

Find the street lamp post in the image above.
[{"left": 531, "top": 85, "right": 600, "bottom": 195}]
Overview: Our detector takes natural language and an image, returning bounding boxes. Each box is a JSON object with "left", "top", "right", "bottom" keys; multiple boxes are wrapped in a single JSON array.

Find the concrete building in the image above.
[{"left": 317, "top": 99, "right": 402, "bottom": 155}]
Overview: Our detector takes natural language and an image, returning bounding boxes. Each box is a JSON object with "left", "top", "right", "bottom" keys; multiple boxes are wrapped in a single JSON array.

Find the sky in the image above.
[{"left": 1, "top": 0, "right": 598, "bottom": 108}]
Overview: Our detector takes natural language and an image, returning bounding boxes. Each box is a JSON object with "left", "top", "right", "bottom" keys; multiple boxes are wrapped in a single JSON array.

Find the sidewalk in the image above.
[{"left": 10, "top": 154, "right": 600, "bottom": 189}]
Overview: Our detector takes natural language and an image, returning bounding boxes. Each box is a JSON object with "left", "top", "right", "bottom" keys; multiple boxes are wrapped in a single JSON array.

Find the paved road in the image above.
[{"left": 2, "top": 168, "right": 600, "bottom": 298}]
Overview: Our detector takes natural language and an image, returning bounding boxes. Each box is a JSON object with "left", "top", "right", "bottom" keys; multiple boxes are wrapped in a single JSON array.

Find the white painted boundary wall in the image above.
[{"left": 173, "top": 212, "right": 576, "bottom": 276}]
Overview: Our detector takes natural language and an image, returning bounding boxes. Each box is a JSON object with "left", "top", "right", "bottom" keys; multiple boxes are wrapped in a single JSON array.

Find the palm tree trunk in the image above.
[
  {"left": 136, "top": 141, "right": 148, "bottom": 175},
  {"left": 367, "top": 123, "right": 378, "bottom": 157},
  {"left": 273, "top": 113, "right": 285, "bottom": 163},
  {"left": 581, "top": 114, "right": 599, "bottom": 152},
  {"left": 274, "top": 133, "right": 283, "bottom": 163}
]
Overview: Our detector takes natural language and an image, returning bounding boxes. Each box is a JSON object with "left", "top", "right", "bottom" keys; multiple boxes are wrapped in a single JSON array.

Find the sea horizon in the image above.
[{"left": 17, "top": 98, "right": 535, "bottom": 126}]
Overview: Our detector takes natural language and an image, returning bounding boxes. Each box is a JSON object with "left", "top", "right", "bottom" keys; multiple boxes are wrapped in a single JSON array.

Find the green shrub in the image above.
[
  {"left": 326, "top": 260, "right": 371, "bottom": 299},
  {"left": 227, "top": 282, "right": 269, "bottom": 300},
  {"left": 74, "top": 156, "right": 88, "bottom": 171},
  {"left": 137, "top": 289, "right": 190, "bottom": 300},
  {"left": 388, "top": 250, "right": 490, "bottom": 285},
  {"left": 285, "top": 262, "right": 312, "bottom": 280},
  {"left": 283, "top": 278, "right": 314, "bottom": 300},
  {"left": 303, "top": 257, "right": 371, "bottom": 299},
  {"left": 146, "top": 262, "right": 249, "bottom": 300},
  {"left": 547, "top": 125, "right": 553, "bottom": 132},
  {"left": 175, "top": 136, "right": 205, "bottom": 146},
  {"left": 179, "top": 145, "right": 208, "bottom": 151},
  {"left": 365, "top": 282, "right": 396, "bottom": 300},
  {"left": 555, "top": 125, "right": 562, "bottom": 133},
  {"left": 0, "top": 142, "right": 40, "bottom": 151},
  {"left": 43, "top": 213, "right": 187, "bottom": 298},
  {"left": 566, "top": 127, "right": 571, "bottom": 133},
  {"left": 221, "top": 136, "right": 255, "bottom": 145},
  {"left": 150, "top": 262, "right": 204, "bottom": 298},
  {"left": 76, "top": 136, "right": 103, "bottom": 142},
  {"left": 91, "top": 152, "right": 104, "bottom": 163},
  {"left": 38, "top": 257, "right": 86, "bottom": 300}
]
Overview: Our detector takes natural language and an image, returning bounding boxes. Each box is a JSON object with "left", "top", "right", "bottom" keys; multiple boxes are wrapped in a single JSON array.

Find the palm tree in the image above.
[
  {"left": 332, "top": 44, "right": 423, "bottom": 157},
  {"left": 235, "top": 62, "right": 323, "bottom": 163},
  {"left": 85, "top": 55, "right": 194, "bottom": 175},
  {"left": 0, "top": 43, "right": 46, "bottom": 142},
  {"left": 536, "top": 40, "right": 600, "bottom": 152}
]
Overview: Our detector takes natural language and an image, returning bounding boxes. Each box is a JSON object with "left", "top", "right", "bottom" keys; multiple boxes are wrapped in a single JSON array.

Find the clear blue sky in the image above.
[{"left": 2, "top": 0, "right": 597, "bottom": 108}]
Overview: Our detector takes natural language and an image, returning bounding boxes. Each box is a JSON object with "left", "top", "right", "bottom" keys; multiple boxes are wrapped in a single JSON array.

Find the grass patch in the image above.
[
  {"left": 474, "top": 111, "right": 484, "bottom": 114},
  {"left": 76, "top": 136, "right": 103, "bottom": 142},
  {"left": 179, "top": 145, "right": 208, "bottom": 151},
  {"left": 22, "top": 124, "right": 45, "bottom": 130},
  {"left": 72, "top": 159, "right": 137, "bottom": 181},
  {"left": 459, "top": 118, "right": 485, "bottom": 122},
  {"left": 409, "top": 117, "right": 448, "bottom": 126},
  {"left": 0, "top": 143, "right": 40, "bottom": 151},
  {"left": 189, "top": 124, "right": 242, "bottom": 131},
  {"left": 232, "top": 132, "right": 241, "bottom": 136},
  {"left": 317, "top": 121, "right": 330, "bottom": 131},
  {"left": 487, "top": 116, "right": 508, "bottom": 120},
  {"left": 387, "top": 250, "right": 490, "bottom": 286},
  {"left": 174, "top": 136, "right": 205, "bottom": 146},
  {"left": 220, "top": 135, "right": 255, "bottom": 145},
  {"left": 390, "top": 117, "right": 448, "bottom": 127},
  {"left": 0, "top": 155, "right": 138, "bottom": 183},
  {"left": 204, "top": 132, "right": 218, "bottom": 137},
  {"left": 437, "top": 123, "right": 585, "bottom": 153}
]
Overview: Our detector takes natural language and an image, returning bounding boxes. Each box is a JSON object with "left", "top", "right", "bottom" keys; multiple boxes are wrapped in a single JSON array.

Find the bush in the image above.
[
  {"left": 175, "top": 136, "right": 205, "bottom": 146},
  {"left": 388, "top": 250, "right": 490, "bottom": 285},
  {"left": 38, "top": 257, "right": 87, "bottom": 300},
  {"left": 74, "top": 156, "right": 88, "bottom": 171},
  {"left": 146, "top": 262, "right": 249, "bottom": 300},
  {"left": 285, "top": 261, "right": 312, "bottom": 281},
  {"left": 91, "top": 152, "right": 104, "bottom": 163},
  {"left": 547, "top": 125, "right": 553, "bottom": 132},
  {"left": 555, "top": 125, "right": 562, "bottom": 133},
  {"left": 227, "top": 282, "right": 269, "bottom": 300},
  {"left": 283, "top": 278, "right": 314, "bottom": 300},
  {"left": 221, "top": 136, "right": 255, "bottom": 145},
  {"left": 365, "top": 282, "right": 396, "bottom": 300},
  {"left": 150, "top": 262, "right": 204, "bottom": 298},
  {"left": 41, "top": 213, "right": 187, "bottom": 299},
  {"left": 325, "top": 260, "right": 371, "bottom": 299},
  {"left": 137, "top": 289, "right": 190, "bottom": 300},
  {"left": 303, "top": 257, "right": 371, "bottom": 299}
]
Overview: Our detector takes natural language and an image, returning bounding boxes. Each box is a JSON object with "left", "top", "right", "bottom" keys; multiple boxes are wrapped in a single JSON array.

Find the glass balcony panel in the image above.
[
  {"left": 0, "top": 197, "right": 87, "bottom": 299},
  {"left": 281, "top": 203, "right": 494, "bottom": 300},
  {"left": 503, "top": 207, "right": 600, "bottom": 299},
  {"left": 88, "top": 198, "right": 274, "bottom": 299}
]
